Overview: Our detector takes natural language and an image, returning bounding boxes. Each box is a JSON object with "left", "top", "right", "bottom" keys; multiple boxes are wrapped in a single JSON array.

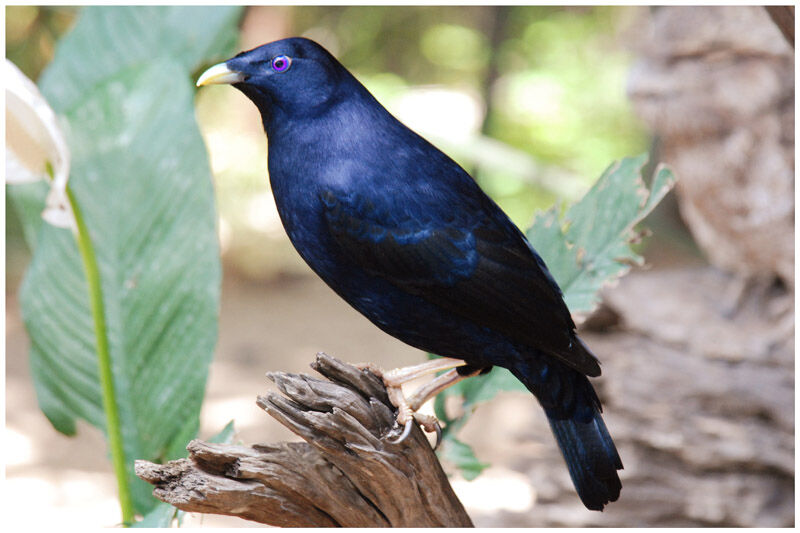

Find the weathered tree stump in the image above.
[{"left": 135, "top": 353, "right": 473, "bottom": 527}]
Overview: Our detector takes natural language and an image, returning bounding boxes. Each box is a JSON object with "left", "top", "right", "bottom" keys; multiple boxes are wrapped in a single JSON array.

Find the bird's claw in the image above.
[
  {"left": 430, "top": 418, "right": 443, "bottom": 450},
  {"left": 413, "top": 411, "right": 443, "bottom": 450},
  {"left": 388, "top": 418, "right": 414, "bottom": 444},
  {"left": 387, "top": 412, "right": 443, "bottom": 450}
]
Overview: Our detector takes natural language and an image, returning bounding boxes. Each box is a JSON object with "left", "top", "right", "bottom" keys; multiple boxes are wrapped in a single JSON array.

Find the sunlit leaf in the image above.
[{"left": 7, "top": 6, "right": 243, "bottom": 514}]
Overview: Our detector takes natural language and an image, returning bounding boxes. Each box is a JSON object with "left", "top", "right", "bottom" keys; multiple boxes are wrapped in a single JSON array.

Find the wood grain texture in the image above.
[{"left": 135, "top": 353, "right": 473, "bottom": 527}]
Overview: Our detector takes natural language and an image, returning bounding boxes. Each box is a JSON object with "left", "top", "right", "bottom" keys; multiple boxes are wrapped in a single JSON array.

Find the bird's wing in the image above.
[{"left": 320, "top": 189, "right": 601, "bottom": 376}]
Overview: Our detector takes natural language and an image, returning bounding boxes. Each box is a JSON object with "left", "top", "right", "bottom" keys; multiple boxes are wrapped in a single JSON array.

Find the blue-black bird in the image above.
[{"left": 197, "top": 37, "right": 622, "bottom": 511}]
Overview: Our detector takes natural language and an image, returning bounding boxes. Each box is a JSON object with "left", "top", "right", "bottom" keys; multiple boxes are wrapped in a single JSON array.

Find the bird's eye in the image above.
[{"left": 271, "top": 55, "right": 292, "bottom": 73}]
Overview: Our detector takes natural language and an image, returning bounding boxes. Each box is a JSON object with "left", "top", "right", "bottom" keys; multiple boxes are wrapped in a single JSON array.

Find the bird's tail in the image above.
[
  {"left": 546, "top": 403, "right": 622, "bottom": 510},
  {"left": 511, "top": 360, "right": 623, "bottom": 511}
]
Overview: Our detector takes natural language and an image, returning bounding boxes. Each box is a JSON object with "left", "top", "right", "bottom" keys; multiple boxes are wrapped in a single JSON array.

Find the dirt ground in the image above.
[{"left": 5, "top": 257, "right": 794, "bottom": 527}]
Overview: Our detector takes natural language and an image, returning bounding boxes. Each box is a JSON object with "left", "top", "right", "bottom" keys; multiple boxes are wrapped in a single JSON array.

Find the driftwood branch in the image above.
[{"left": 135, "top": 353, "right": 473, "bottom": 527}]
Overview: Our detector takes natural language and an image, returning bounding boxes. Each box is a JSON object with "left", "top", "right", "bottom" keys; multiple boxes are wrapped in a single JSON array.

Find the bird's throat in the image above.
[{"left": 235, "top": 84, "right": 278, "bottom": 128}]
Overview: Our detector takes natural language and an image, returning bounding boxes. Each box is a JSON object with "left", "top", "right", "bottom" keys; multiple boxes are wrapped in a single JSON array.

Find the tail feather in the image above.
[
  {"left": 512, "top": 358, "right": 623, "bottom": 511},
  {"left": 547, "top": 408, "right": 622, "bottom": 510}
]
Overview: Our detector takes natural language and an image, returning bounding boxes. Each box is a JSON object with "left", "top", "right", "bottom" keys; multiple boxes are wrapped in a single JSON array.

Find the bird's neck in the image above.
[
  {"left": 266, "top": 90, "right": 393, "bottom": 157},
  {"left": 262, "top": 76, "right": 422, "bottom": 204}
]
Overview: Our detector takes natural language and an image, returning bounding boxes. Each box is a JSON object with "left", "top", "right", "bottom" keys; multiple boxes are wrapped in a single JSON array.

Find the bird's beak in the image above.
[{"left": 196, "top": 62, "right": 245, "bottom": 87}]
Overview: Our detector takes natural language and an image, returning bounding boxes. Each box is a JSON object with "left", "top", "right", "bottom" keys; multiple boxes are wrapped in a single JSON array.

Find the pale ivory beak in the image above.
[{"left": 196, "top": 62, "right": 245, "bottom": 87}]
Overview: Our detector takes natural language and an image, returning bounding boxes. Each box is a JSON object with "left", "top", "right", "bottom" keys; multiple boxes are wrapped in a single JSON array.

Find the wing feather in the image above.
[{"left": 321, "top": 189, "right": 600, "bottom": 376}]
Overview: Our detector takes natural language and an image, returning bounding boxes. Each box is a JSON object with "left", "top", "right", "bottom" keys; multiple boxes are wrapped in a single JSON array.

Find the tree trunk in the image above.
[{"left": 135, "top": 353, "right": 473, "bottom": 527}]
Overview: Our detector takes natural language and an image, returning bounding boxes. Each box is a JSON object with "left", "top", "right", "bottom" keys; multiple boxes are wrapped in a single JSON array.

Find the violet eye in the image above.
[{"left": 271, "top": 55, "right": 292, "bottom": 73}]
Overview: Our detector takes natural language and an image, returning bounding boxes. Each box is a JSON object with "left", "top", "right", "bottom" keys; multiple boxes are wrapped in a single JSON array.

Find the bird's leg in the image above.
[
  {"left": 356, "top": 358, "right": 467, "bottom": 443},
  {"left": 358, "top": 357, "right": 467, "bottom": 386},
  {"left": 402, "top": 367, "right": 484, "bottom": 449},
  {"left": 407, "top": 367, "right": 483, "bottom": 412}
]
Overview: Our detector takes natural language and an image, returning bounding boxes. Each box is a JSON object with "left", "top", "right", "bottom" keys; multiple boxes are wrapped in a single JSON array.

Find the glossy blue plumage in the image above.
[{"left": 219, "top": 37, "right": 622, "bottom": 510}]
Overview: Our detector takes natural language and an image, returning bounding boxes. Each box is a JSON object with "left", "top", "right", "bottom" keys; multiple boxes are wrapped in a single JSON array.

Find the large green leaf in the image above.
[
  {"left": 436, "top": 154, "right": 675, "bottom": 477},
  {"left": 37, "top": 6, "right": 242, "bottom": 112},
  {"left": 7, "top": 6, "right": 242, "bottom": 514}
]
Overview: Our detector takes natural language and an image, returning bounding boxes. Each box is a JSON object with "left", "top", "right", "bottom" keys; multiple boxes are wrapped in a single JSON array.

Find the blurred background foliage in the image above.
[{"left": 7, "top": 5, "right": 663, "bottom": 282}]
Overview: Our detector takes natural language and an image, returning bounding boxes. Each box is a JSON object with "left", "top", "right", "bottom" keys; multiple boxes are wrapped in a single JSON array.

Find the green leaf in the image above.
[
  {"left": 528, "top": 154, "right": 676, "bottom": 313},
  {"left": 7, "top": 6, "right": 243, "bottom": 515},
  {"left": 436, "top": 366, "right": 526, "bottom": 417},
  {"left": 37, "top": 6, "right": 243, "bottom": 112},
  {"left": 435, "top": 154, "right": 675, "bottom": 477},
  {"left": 441, "top": 437, "right": 490, "bottom": 481},
  {"left": 132, "top": 502, "right": 181, "bottom": 528},
  {"left": 207, "top": 420, "right": 237, "bottom": 444},
  {"left": 6, "top": 181, "right": 49, "bottom": 253}
]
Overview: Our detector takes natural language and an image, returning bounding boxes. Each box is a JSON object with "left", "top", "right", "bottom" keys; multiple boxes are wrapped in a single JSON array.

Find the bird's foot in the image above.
[
  {"left": 387, "top": 412, "right": 443, "bottom": 449},
  {"left": 355, "top": 358, "right": 467, "bottom": 448},
  {"left": 383, "top": 384, "right": 444, "bottom": 448}
]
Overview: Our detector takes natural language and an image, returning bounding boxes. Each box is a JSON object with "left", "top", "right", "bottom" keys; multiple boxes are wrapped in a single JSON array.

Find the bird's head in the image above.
[{"left": 197, "top": 37, "right": 347, "bottom": 122}]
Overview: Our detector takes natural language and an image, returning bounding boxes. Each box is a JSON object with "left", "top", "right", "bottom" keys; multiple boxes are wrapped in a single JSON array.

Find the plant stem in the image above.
[{"left": 66, "top": 185, "right": 135, "bottom": 526}]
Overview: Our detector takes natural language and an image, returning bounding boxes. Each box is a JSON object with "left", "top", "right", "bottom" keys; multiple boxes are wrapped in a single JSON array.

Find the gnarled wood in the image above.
[{"left": 135, "top": 353, "right": 473, "bottom": 527}]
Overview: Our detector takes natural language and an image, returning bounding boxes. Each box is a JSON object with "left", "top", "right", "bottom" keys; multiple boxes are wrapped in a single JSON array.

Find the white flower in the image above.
[{"left": 6, "top": 59, "right": 74, "bottom": 229}]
